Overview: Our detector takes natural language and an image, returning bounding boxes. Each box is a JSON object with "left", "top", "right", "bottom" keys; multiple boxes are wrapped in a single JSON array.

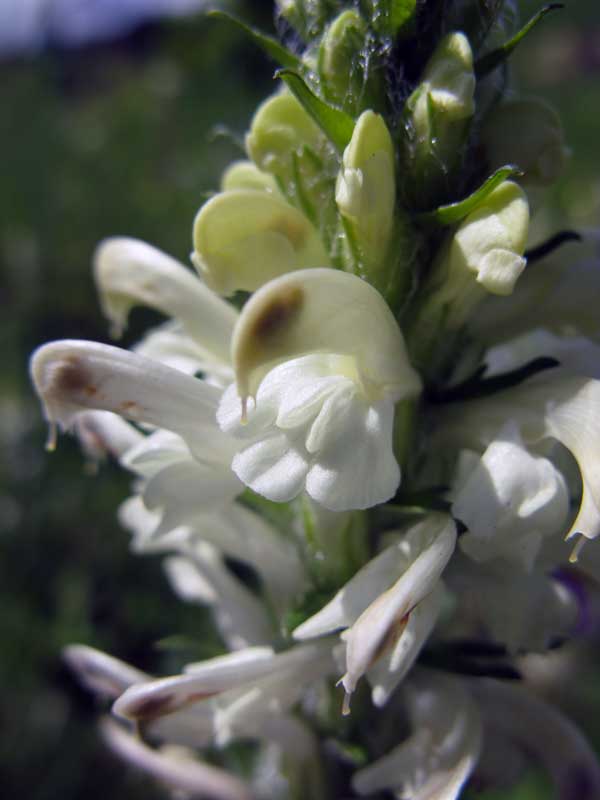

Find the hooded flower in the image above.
[{"left": 218, "top": 267, "right": 422, "bottom": 511}]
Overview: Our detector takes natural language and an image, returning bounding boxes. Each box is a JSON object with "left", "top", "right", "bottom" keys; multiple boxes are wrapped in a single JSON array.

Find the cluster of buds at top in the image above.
[{"left": 29, "top": 1, "right": 600, "bottom": 799}]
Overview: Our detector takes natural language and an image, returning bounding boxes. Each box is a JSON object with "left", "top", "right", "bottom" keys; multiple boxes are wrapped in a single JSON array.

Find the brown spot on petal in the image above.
[
  {"left": 127, "top": 693, "right": 176, "bottom": 722},
  {"left": 119, "top": 400, "right": 142, "bottom": 417},
  {"left": 267, "top": 216, "right": 307, "bottom": 250},
  {"left": 52, "top": 357, "right": 94, "bottom": 397},
  {"left": 187, "top": 690, "right": 218, "bottom": 705},
  {"left": 251, "top": 285, "right": 304, "bottom": 341},
  {"left": 371, "top": 610, "right": 410, "bottom": 666}
]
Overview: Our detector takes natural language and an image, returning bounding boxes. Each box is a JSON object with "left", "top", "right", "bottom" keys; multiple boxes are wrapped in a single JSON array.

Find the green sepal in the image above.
[
  {"left": 369, "top": 0, "right": 417, "bottom": 38},
  {"left": 417, "top": 165, "right": 522, "bottom": 225},
  {"left": 276, "top": 69, "right": 355, "bottom": 152},
  {"left": 475, "top": 4, "right": 564, "bottom": 78},
  {"left": 208, "top": 10, "right": 303, "bottom": 72}
]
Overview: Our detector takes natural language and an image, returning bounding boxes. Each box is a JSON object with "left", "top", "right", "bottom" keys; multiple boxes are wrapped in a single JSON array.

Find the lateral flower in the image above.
[
  {"left": 217, "top": 268, "right": 422, "bottom": 510},
  {"left": 408, "top": 180, "right": 529, "bottom": 375},
  {"left": 438, "top": 373, "right": 600, "bottom": 551},
  {"left": 294, "top": 514, "right": 456, "bottom": 708},
  {"left": 192, "top": 189, "right": 330, "bottom": 296},
  {"left": 352, "top": 671, "right": 482, "bottom": 799},
  {"left": 452, "top": 424, "right": 570, "bottom": 571},
  {"left": 29, "top": 340, "right": 232, "bottom": 463},
  {"left": 94, "top": 237, "right": 237, "bottom": 365}
]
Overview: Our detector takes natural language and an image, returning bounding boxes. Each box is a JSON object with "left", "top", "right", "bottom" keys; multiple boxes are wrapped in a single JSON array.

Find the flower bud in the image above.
[
  {"left": 482, "top": 98, "right": 569, "bottom": 185},
  {"left": 402, "top": 31, "right": 475, "bottom": 207},
  {"left": 246, "top": 91, "right": 327, "bottom": 195},
  {"left": 318, "top": 10, "right": 384, "bottom": 116},
  {"left": 335, "top": 110, "right": 396, "bottom": 278}
]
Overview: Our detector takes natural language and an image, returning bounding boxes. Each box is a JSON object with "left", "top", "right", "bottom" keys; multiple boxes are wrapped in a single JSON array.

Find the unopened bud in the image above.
[{"left": 403, "top": 32, "right": 475, "bottom": 208}]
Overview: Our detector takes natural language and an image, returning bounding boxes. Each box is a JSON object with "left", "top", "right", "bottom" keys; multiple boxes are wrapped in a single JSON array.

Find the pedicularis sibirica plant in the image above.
[{"left": 30, "top": 1, "right": 600, "bottom": 798}]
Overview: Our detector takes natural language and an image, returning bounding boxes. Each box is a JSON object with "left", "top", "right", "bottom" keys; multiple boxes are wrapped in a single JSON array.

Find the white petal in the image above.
[
  {"left": 341, "top": 515, "right": 456, "bottom": 696},
  {"left": 164, "top": 545, "right": 273, "bottom": 650},
  {"left": 192, "top": 190, "right": 329, "bottom": 296},
  {"left": 472, "top": 679, "right": 600, "bottom": 799},
  {"left": 230, "top": 267, "right": 421, "bottom": 404},
  {"left": 213, "top": 642, "right": 335, "bottom": 746},
  {"left": 293, "top": 536, "right": 410, "bottom": 641},
  {"left": 113, "top": 647, "right": 276, "bottom": 721},
  {"left": 100, "top": 718, "right": 252, "bottom": 800},
  {"left": 452, "top": 426, "right": 569, "bottom": 571},
  {"left": 484, "top": 329, "right": 600, "bottom": 381},
  {"left": 113, "top": 642, "right": 328, "bottom": 722},
  {"left": 445, "top": 553, "right": 577, "bottom": 653},
  {"left": 30, "top": 340, "right": 229, "bottom": 463},
  {"left": 439, "top": 373, "right": 600, "bottom": 543},
  {"left": 142, "top": 460, "right": 242, "bottom": 523},
  {"left": 94, "top": 237, "right": 237, "bottom": 363},
  {"left": 305, "top": 395, "right": 400, "bottom": 511},
  {"left": 73, "top": 410, "right": 143, "bottom": 461},
  {"left": 231, "top": 433, "right": 309, "bottom": 503},
  {"left": 368, "top": 583, "right": 445, "bottom": 707},
  {"left": 352, "top": 671, "right": 482, "bottom": 799},
  {"left": 471, "top": 248, "right": 600, "bottom": 347},
  {"left": 134, "top": 322, "right": 234, "bottom": 384},
  {"left": 63, "top": 644, "right": 148, "bottom": 698}
]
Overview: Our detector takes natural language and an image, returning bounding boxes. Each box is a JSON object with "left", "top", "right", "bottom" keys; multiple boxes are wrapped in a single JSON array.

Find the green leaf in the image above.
[
  {"left": 276, "top": 69, "right": 355, "bottom": 152},
  {"left": 208, "top": 10, "right": 303, "bottom": 71},
  {"left": 370, "top": 0, "right": 417, "bottom": 37},
  {"left": 417, "top": 165, "right": 521, "bottom": 225},
  {"left": 475, "top": 4, "right": 565, "bottom": 78}
]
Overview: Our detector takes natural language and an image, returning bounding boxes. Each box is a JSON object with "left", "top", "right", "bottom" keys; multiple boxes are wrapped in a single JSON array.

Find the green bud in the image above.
[
  {"left": 246, "top": 90, "right": 338, "bottom": 251},
  {"left": 275, "top": 0, "right": 336, "bottom": 41},
  {"left": 402, "top": 32, "right": 476, "bottom": 208},
  {"left": 407, "top": 181, "right": 529, "bottom": 377},
  {"left": 335, "top": 110, "right": 396, "bottom": 279},
  {"left": 365, "top": 0, "right": 417, "bottom": 38},
  {"left": 318, "top": 10, "right": 384, "bottom": 116},
  {"left": 246, "top": 91, "right": 325, "bottom": 185},
  {"left": 482, "top": 98, "right": 570, "bottom": 186}
]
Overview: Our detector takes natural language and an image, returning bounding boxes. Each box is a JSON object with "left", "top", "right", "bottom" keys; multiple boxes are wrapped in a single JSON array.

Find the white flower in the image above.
[
  {"left": 451, "top": 424, "right": 570, "bottom": 571},
  {"left": 293, "top": 514, "right": 456, "bottom": 708},
  {"left": 444, "top": 551, "right": 577, "bottom": 653},
  {"left": 100, "top": 718, "right": 252, "bottom": 800},
  {"left": 352, "top": 670, "right": 482, "bottom": 799},
  {"left": 218, "top": 268, "right": 422, "bottom": 511},
  {"left": 437, "top": 372, "right": 600, "bottom": 555},
  {"left": 113, "top": 641, "right": 336, "bottom": 746},
  {"left": 472, "top": 679, "right": 600, "bottom": 799},
  {"left": 29, "top": 340, "right": 230, "bottom": 460},
  {"left": 94, "top": 236, "right": 238, "bottom": 365}
]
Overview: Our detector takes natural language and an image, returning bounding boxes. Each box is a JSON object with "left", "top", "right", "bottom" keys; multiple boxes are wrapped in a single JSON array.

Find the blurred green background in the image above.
[{"left": 1, "top": 1, "right": 599, "bottom": 798}]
